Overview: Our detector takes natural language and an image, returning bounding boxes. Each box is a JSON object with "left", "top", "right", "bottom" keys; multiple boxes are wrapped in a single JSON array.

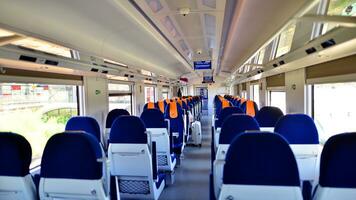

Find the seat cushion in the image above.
[{"left": 155, "top": 173, "right": 166, "bottom": 189}]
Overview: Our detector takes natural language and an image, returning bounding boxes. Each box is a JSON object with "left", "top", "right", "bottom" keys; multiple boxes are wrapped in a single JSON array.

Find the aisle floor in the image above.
[{"left": 160, "top": 115, "right": 211, "bottom": 200}]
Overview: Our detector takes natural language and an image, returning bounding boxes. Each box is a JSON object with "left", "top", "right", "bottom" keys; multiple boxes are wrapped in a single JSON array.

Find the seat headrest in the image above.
[
  {"left": 145, "top": 102, "right": 155, "bottom": 110},
  {"left": 319, "top": 132, "right": 356, "bottom": 188},
  {"left": 40, "top": 132, "right": 102, "bottom": 180},
  {"left": 106, "top": 109, "right": 130, "bottom": 128},
  {"left": 0, "top": 132, "right": 32, "bottom": 177},
  {"left": 165, "top": 102, "right": 183, "bottom": 119},
  {"left": 274, "top": 114, "right": 319, "bottom": 144},
  {"left": 219, "top": 114, "right": 260, "bottom": 144},
  {"left": 216, "top": 107, "right": 244, "bottom": 128},
  {"left": 241, "top": 100, "right": 258, "bottom": 117},
  {"left": 65, "top": 116, "right": 101, "bottom": 142},
  {"left": 255, "top": 106, "right": 284, "bottom": 127},
  {"left": 223, "top": 132, "right": 300, "bottom": 186},
  {"left": 141, "top": 109, "right": 166, "bottom": 128},
  {"left": 110, "top": 116, "right": 147, "bottom": 144}
]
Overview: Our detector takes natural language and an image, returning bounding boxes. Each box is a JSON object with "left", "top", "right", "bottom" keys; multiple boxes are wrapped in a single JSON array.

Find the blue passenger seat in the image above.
[
  {"left": 141, "top": 109, "right": 176, "bottom": 178},
  {"left": 65, "top": 116, "right": 101, "bottom": 143},
  {"left": 213, "top": 114, "right": 260, "bottom": 198},
  {"left": 0, "top": 132, "right": 37, "bottom": 200},
  {"left": 255, "top": 106, "right": 284, "bottom": 128},
  {"left": 218, "top": 132, "right": 303, "bottom": 200},
  {"left": 108, "top": 116, "right": 165, "bottom": 199},
  {"left": 275, "top": 114, "right": 321, "bottom": 196},
  {"left": 39, "top": 132, "right": 109, "bottom": 199},
  {"left": 164, "top": 101, "right": 185, "bottom": 163},
  {"left": 313, "top": 132, "right": 356, "bottom": 200}
]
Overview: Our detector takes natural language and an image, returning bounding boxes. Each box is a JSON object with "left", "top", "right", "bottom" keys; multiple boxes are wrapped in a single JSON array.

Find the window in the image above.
[
  {"left": 0, "top": 83, "right": 78, "bottom": 167},
  {"left": 252, "top": 84, "right": 260, "bottom": 107},
  {"left": 145, "top": 86, "right": 155, "bottom": 103},
  {"left": 241, "top": 91, "right": 247, "bottom": 99},
  {"left": 275, "top": 23, "right": 296, "bottom": 57},
  {"left": 322, "top": 0, "right": 356, "bottom": 34},
  {"left": 162, "top": 86, "right": 169, "bottom": 99},
  {"left": 108, "top": 83, "right": 132, "bottom": 114},
  {"left": 312, "top": 82, "right": 356, "bottom": 143},
  {"left": 11, "top": 37, "right": 72, "bottom": 58},
  {"left": 269, "top": 91, "right": 286, "bottom": 114}
]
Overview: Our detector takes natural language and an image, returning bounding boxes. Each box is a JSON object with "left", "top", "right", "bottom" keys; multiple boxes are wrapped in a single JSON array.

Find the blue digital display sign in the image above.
[{"left": 194, "top": 60, "right": 211, "bottom": 70}]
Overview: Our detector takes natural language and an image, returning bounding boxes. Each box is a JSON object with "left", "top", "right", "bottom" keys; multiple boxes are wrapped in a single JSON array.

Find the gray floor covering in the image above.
[{"left": 160, "top": 114, "right": 211, "bottom": 200}]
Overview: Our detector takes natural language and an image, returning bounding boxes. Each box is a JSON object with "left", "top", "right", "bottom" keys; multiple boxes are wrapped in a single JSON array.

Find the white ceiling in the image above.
[
  {"left": 219, "top": 0, "right": 313, "bottom": 74},
  {"left": 134, "top": 0, "right": 227, "bottom": 78},
  {"left": 0, "top": 0, "right": 195, "bottom": 79},
  {"left": 0, "top": 0, "right": 318, "bottom": 84}
]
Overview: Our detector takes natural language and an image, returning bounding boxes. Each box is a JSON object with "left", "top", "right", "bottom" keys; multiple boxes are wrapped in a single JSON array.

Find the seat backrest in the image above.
[
  {"left": 240, "top": 100, "right": 259, "bottom": 117},
  {"left": 215, "top": 107, "right": 244, "bottom": 128},
  {"left": 274, "top": 114, "right": 319, "bottom": 144},
  {"left": 40, "top": 132, "right": 108, "bottom": 199},
  {"left": 41, "top": 132, "right": 103, "bottom": 179},
  {"left": 141, "top": 109, "right": 167, "bottom": 129},
  {"left": 65, "top": 116, "right": 101, "bottom": 142},
  {"left": 319, "top": 132, "right": 356, "bottom": 188},
  {"left": 109, "top": 115, "right": 147, "bottom": 144},
  {"left": 219, "top": 132, "right": 302, "bottom": 200},
  {"left": 0, "top": 132, "right": 36, "bottom": 200},
  {"left": 255, "top": 106, "right": 284, "bottom": 127},
  {"left": 0, "top": 132, "right": 32, "bottom": 177},
  {"left": 164, "top": 102, "right": 184, "bottom": 147},
  {"left": 106, "top": 109, "right": 130, "bottom": 128},
  {"left": 219, "top": 114, "right": 260, "bottom": 144}
]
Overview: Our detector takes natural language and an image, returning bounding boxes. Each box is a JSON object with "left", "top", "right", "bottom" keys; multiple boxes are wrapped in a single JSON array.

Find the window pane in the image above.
[
  {"left": 253, "top": 84, "right": 260, "bottom": 107},
  {"left": 11, "top": 37, "right": 72, "bottom": 58},
  {"left": 108, "top": 83, "right": 130, "bottom": 92},
  {"left": 162, "top": 92, "right": 169, "bottom": 100},
  {"left": 0, "top": 83, "right": 78, "bottom": 167},
  {"left": 275, "top": 23, "right": 296, "bottom": 58},
  {"left": 313, "top": 82, "right": 356, "bottom": 143},
  {"left": 322, "top": 0, "right": 356, "bottom": 34},
  {"left": 327, "top": 0, "right": 356, "bottom": 16},
  {"left": 270, "top": 91, "right": 286, "bottom": 114},
  {"left": 145, "top": 86, "right": 155, "bottom": 103},
  {"left": 109, "top": 95, "right": 132, "bottom": 114}
]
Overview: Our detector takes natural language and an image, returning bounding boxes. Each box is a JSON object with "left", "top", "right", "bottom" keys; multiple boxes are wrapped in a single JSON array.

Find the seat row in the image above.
[
  {"left": 0, "top": 97, "right": 202, "bottom": 200},
  {"left": 214, "top": 130, "right": 356, "bottom": 200}
]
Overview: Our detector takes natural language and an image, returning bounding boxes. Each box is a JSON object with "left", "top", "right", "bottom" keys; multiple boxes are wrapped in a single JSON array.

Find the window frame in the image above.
[
  {"left": 108, "top": 81, "right": 133, "bottom": 114},
  {"left": 0, "top": 78, "right": 81, "bottom": 169}
]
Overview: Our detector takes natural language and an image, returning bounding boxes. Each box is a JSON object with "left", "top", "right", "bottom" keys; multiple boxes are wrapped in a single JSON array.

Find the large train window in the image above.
[
  {"left": 268, "top": 90, "right": 286, "bottom": 114},
  {"left": 145, "top": 86, "right": 156, "bottom": 103},
  {"left": 108, "top": 83, "right": 132, "bottom": 114},
  {"left": 0, "top": 83, "right": 78, "bottom": 167},
  {"left": 312, "top": 82, "right": 356, "bottom": 143}
]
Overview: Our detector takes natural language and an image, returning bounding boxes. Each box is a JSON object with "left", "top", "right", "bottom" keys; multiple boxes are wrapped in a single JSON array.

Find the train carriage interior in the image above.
[{"left": 0, "top": 0, "right": 356, "bottom": 199}]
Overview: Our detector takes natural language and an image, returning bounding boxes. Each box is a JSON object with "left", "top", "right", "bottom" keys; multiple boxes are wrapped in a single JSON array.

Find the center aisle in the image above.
[{"left": 160, "top": 115, "right": 211, "bottom": 200}]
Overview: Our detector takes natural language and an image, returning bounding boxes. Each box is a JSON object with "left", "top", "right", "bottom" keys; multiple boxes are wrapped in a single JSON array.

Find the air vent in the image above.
[
  {"left": 45, "top": 60, "right": 59, "bottom": 66},
  {"left": 124, "top": 74, "right": 129, "bottom": 77},
  {"left": 102, "top": 70, "right": 108, "bottom": 74},
  {"left": 279, "top": 60, "right": 285, "bottom": 65},
  {"left": 130, "top": 75, "right": 134, "bottom": 78},
  {"left": 321, "top": 39, "right": 336, "bottom": 49},
  {"left": 19, "top": 55, "right": 37, "bottom": 62},
  {"left": 273, "top": 63, "right": 278, "bottom": 67},
  {"left": 91, "top": 68, "right": 99, "bottom": 72},
  {"left": 305, "top": 47, "right": 317, "bottom": 54}
]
